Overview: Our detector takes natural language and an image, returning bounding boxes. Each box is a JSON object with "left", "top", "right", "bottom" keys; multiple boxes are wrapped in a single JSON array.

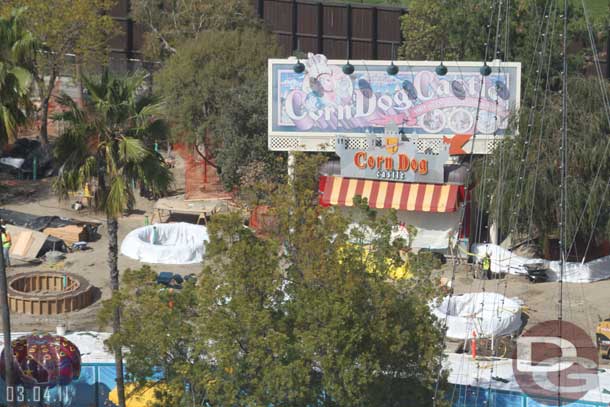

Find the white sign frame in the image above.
[{"left": 268, "top": 57, "right": 521, "bottom": 154}]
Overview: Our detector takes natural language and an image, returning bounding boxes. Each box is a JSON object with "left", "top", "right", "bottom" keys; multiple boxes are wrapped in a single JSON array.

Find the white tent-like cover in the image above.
[
  {"left": 121, "top": 222, "right": 209, "bottom": 264},
  {"left": 431, "top": 292, "right": 523, "bottom": 340},
  {"left": 472, "top": 243, "right": 610, "bottom": 283}
]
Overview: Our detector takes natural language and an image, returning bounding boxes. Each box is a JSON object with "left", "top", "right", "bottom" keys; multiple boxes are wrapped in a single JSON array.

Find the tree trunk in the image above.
[
  {"left": 75, "top": 58, "right": 87, "bottom": 106},
  {"left": 36, "top": 70, "right": 57, "bottom": 147},
  {"left": 39, "top": 96, "right": 49, "bottom": 146},
  {"left": 0, "top": 245, "right": 15, "bottom": 407},
  {"left": 107, "top": 216, "right": 126, "bottom": 407}
]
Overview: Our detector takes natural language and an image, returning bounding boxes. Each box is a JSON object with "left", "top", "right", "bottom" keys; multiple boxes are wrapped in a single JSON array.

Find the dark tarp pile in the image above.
[
  {"left": 0, "top": 139, "right": 53, "bottom": 177},
  {"left": 0, "top": 208, "right": 76, "bottom": 230},
  {"left": 0, "top": 209, "right": 100, "bottom": 257}
]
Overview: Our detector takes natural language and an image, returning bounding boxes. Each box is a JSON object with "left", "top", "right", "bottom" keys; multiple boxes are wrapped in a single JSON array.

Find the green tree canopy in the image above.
[
  {"left": 156, "top": 29, "right": 282, "bottom": 190},
  {"left": 1, "top": 0, "right": 117, "bottom": 146},
  {"left": 401, "top": 0, "right": 610, "bottom": 255},
  {"left": 131, "top": 0, "right": 260, "bottom": 60},
  {"left": 477, "top": 76, "right": 610, "bottom": 257},
  {"left": 0, "top": 7, "right": 35, "bottom": 145},
  {"left": 54, "top": 70, "right": 172, "bottom": 407},
  {"left": 102, "top": 155, "right": 448, "bottom": 407}
]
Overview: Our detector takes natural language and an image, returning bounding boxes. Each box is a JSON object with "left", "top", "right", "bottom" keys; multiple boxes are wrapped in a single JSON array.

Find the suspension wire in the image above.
[
  {"left": 464, "top": 0, "right": 549, "bottom": 402},
  {"left": 582, "top": 176, "right": 610, "bottom": 263},
  {"left": 566, "top": 0, "right": 610, "bottom": 260},
  {"left": 486, "top": 1, "right": 557, "bottom": 402},
  {"left": 432, "top": 1, "right": 500, "bottom": 404},
  {"left": 497, "top": 0, "right": 556, "bottom": 275},
  {"left": 569, "top": 1, "right": 610, "bottom": 393},
  {"left": 436, "top": 0, "right": 560, "bottom": 403},
  {"left": 469, "top": 1, "right": 558, "bottom": 404},
  {"left": 558, "top": 0, "right": 568, "bottom": 403}
]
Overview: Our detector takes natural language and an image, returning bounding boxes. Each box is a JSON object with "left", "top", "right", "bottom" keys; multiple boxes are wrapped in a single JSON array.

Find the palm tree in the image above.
[
  {"left": 0, "top": 7, "right": 36, "bottom": 145},
  {"left": 53, "top": 70, "right": 172, "bottom": 407}
]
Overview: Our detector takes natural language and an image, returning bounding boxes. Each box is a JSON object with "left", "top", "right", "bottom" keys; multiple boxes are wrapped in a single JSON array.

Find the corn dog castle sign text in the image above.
[{"left": 336, "top": 124, "right": 448, "bottom": 184}]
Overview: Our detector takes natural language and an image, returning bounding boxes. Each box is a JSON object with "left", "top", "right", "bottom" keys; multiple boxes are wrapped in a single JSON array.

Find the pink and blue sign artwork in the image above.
[{"left": 269, "top": 54, "right": 520, "bottom": 137}]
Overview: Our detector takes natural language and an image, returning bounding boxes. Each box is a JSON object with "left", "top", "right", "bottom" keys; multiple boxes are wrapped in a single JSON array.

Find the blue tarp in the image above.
[
  {"left": 0, "top": 366, "right": 607, "bottom": 407},
  {"left": 450, "top": 384, "right": 606, "bottom": 407}
]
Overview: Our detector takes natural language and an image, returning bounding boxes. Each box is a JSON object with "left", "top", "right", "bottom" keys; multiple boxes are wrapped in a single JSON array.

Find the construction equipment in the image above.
[{"left": 596, "top": 318, "right": 610, "bottom": 359}]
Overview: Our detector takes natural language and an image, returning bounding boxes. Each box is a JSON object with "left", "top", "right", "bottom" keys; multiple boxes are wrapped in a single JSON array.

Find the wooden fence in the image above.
[
  {"left": 253, "top": 0, "right": 406, "bottom": 59},
  {"left": 107, "top": 0, "right": 406, "bottom": 64}
]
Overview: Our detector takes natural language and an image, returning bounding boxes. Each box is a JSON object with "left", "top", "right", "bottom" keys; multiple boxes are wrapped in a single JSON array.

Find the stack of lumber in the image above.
[{"left": 43, "top": 225, "right": 87, "bottom": 245}]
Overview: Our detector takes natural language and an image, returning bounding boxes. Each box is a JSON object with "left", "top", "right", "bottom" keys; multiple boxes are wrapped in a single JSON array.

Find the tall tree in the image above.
[
  {"left": 156, "top": 29, "right": 282, "bottom": 190},
  {"left": 130, "top": 0, "right": 260, "bottom": 60},
  {"left": 400, "top": 0, "right": 610, "bottom": 255},
  {"left": 53, "top": 70, "right": 172, "bottom": 407},
  {"left": 0, "top": 11, "right": 35, "bottom": 403},
  {"left": 102, "top": 155, "right": 448, "bottom": 407},
  {"left": 0, "top": 7, "right": 35, "bottom": 145},
  {"left": 1, "top": 0, "right": 117, "bottom": 146},
  {"left": 479, "top": 76, "right": 610, "bottom": 258}
]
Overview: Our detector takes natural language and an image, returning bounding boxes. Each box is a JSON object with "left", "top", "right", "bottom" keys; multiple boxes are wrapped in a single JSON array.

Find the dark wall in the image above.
[
  {"left": 254, "top": 0, "right": 406, "bottom": 59},
  {"left": 107, "top": 0, "right": 406, "bottom": 67}
]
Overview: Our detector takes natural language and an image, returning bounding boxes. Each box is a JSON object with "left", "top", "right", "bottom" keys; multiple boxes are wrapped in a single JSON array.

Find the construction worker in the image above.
[
  {"left": 1, "top": 226, "right": 11, "bottom": 267},
  {"left": 82, "top": 182, "right": 92, "bottom": 207},
  {"left": 482, "top": 252, "right": 491, "bottom": 280}
]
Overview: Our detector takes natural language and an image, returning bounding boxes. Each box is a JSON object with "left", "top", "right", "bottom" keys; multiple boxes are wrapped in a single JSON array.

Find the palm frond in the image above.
[
  {"left": 54, "top": 163, "right": 85, "bottom": 200},
  {"left": 137, "top": 153, "right": 174, "bottom": 196},
  {"left": 0, "top": 105, "right": 18, "bottom": 141},
  {"left": 51, "top": 93, "right": 87, "bottom": 124},
  {"left": 53, "top": 70, "right": 171, "bottom": 214},
  {"left": 8, "top": 66, "right": 32, "bottom": 95},
  {"left": 119, "top": 136, "right": 147, "bottom": 164},
  {"left": 104, "top": 176, "right": 132, "bottom": 218}
]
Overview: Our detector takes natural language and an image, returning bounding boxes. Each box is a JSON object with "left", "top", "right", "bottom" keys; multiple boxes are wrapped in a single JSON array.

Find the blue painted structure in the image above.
[
  {"left": 1, "top": 366, "right": 607, "bottom": 406},
  {"left": 451, "top": 384, "right": 607, "bottom": 407}
]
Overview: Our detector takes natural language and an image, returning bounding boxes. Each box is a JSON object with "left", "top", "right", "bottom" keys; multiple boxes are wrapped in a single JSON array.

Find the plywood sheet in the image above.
[
  {"left": 11, "top": 230, "right": 33, "bottom": 257},
  {"left": 5, "top": 225, "right": 48, "bottom": 260}
]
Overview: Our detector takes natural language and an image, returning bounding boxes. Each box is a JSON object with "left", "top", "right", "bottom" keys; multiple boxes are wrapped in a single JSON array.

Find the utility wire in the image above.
[{"left": 557, "top": 0, "right": 568, "bottom": 403}]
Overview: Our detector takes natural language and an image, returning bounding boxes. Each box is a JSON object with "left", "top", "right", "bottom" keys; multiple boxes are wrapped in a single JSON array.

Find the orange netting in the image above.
[{"left": 173, "top": 143, "right": 232, "bottom": 201}]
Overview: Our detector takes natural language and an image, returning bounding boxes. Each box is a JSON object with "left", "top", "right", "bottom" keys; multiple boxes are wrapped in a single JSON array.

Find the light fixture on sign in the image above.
[{"left": 387, "top": 42, "right": 399, "bottom": 76}]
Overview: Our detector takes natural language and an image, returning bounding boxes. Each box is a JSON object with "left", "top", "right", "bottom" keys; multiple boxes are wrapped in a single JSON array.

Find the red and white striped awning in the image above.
[{"left": 320, "top": 176, "right": 460, "bottom": 213}]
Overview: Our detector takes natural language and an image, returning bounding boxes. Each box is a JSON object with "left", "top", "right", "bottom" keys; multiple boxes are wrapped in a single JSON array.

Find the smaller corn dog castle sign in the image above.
[{"left": 336, "top": 123, "right": 449, "bottom": 184}]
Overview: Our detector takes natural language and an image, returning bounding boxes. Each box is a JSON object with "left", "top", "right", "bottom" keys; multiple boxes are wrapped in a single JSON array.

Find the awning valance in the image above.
[{"left": 319, "top": 176, "right": 460, "bottom": 213}]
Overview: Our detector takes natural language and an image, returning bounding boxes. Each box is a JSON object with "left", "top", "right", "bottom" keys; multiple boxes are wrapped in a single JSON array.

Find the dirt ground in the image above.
[
  {"left": 0, "top": 156, "right": 203, "bottom": 332},
  {"left": 0, "top": 156, "right": 608, "bottom": 346},
  {"left": 442, "top": 262, "right": 610, "bottom": 350}
]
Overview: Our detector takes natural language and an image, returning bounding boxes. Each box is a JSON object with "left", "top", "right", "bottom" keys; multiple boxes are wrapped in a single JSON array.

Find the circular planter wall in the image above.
[{"left": 8, "top": 272, "right": 94, "bottom": 315}]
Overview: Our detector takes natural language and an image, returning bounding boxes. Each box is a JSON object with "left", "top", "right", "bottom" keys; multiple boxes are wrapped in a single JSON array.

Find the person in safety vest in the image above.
[
  {"left": 1, "top": 226, "right": 11, "bottom": 267},
  {"left": 482, "top": 252, "right": 491, "bottom": 280}
]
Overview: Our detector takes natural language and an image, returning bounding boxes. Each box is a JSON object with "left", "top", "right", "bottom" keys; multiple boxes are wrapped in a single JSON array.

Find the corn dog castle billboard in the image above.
[{"left": 268, "top": 54, "right": 521, "bottom": 152}]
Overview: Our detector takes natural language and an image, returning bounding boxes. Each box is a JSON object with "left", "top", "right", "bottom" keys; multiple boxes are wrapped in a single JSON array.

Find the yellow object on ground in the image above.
[
  {"left": 109, "top": 383, "right": 175, "bottom": 407},
  {"left": 339, "top": 244, "right": 412, "bottom": 280}
]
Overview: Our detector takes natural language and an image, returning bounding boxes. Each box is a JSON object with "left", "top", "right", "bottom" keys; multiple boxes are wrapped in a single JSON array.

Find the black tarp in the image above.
[
  {"left": 0, "top": 208, "right": 76, "bottom": 231},
  {"left": 0, "top": 139, "right": 53, "bottom": 177}
]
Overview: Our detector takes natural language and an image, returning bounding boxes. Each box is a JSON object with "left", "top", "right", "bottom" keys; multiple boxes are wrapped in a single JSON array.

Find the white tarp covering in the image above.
[
  {"left": 472, "top": 243, "right": 610, "bottom": 283},
  {"left": 342, "top": 209, "right": 460, "bottom": 249},
  {"left": 431, "top": 292, "right": 522, "bottom": 340},
  {"left": 120, "top": 222, "right": 209, "bottom": 264},
  {"left": 0, "top": 157, "right": 25, "bottom": 169}
]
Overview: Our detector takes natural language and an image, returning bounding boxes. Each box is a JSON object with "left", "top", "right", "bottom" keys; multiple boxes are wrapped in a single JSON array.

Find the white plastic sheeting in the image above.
[
  {"left": 120, "top": 222, "right": 209, "bottom": 264},
  {"left": 431, "top": 292, "right": 522, "bottom": 340},
  {"left": 343, "top": 209, "right": 460, "bottom": 249},
  {"left": 472, "top": 243, "right": 610, "bottom": 283},
  {"left": 0, "top": 157, "right": 25, "bottom": 169}
]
